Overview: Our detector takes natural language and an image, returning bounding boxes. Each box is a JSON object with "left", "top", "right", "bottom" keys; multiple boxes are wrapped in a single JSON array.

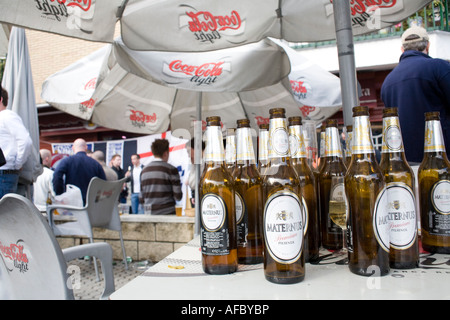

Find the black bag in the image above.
[{"left": 0, "top": 148, "right": 5, "bottom": 167}]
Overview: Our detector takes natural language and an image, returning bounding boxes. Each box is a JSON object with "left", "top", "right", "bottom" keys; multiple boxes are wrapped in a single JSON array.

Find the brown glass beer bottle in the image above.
[
  {"left": 200, "top": 116, "right": 238, "bottom": 274},
  {"left": 379, "top": 107, "right": 419, "bottom": 269},
  {"left": 288, "top": 116, "right": 320, "bottom": 262},
  {"left": 233, "top": 119, "right": 264, "bottom": 264},
  {"left": 345, "top": 106, "right": 389, "bottom": 276},
  {"left": 258, "top": 123, "right": 269, "bottom": 176},
  {"left": 263, "top": 108, "right": 305, "bottom": 284},
  {"left": 418, "top": 112, "right": 450, "bottom": 254}
]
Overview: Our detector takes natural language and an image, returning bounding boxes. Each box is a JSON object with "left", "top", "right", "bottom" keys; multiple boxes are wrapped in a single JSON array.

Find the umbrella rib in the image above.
[{"left": 236, "top": 92, "right": 250, "bottom": 120}]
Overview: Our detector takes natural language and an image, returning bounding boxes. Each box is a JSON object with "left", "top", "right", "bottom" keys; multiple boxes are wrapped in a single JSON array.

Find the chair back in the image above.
[
  {"left": 0, "top": 194, "right": 73, "bottom": 300},
  {"left": 85, "top": 177, "right": 127, "bottom": 230}
]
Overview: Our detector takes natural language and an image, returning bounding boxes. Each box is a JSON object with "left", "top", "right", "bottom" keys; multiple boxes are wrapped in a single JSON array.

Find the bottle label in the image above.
[
  {"left": 225, "top": 135, "right": 236, "bottom": 164},
  {"left": 235, "top": 192, "right": 248, "bottom": 245},
  {"left": 259, "top": 130, "right": 269, "bottom": 161},
  {"left": 324, "top": 127, "right": 343, "bottom": 158},
  {"left": 380, "top": 183, "right": 417, "bottom": 250},
  {"left": 373, "top": 187, "right": 391, "bottom": 253},
  {"left": 352, "top": 115, "right": 375, "bottom": 155},
  {"left": 204, "top": 126, "right": 225, "bottom": 162},
  {"left": 429, "top": 180, "right": 450, "bottom": 236},
  {"left": 236, "top": 127, "right": 256, "bottom": 162},
  {"left": 264, "top": 191, "right": 303, "bottom": 264},
  {"left": 289, "top": 125, "right": 307, "bottom": 159},
  {"left": 201, "top": 194, "right": 230, "bottom": 256},
  {"left": 382, "top": 117, "right": 404, "bottom": 153},
  {"left": 424, "top": 120, "right": 446, "bottom": 153},
  {"left": 269, "top": 118, "right": 289, "bottom": 158}
]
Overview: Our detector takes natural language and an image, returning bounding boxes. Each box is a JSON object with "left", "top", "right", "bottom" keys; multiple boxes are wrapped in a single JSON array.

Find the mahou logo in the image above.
[
  {"left": 0, "top": 240, "right": 29, "bottom": 273},
  {"left": 180, "top": 7, "right": 245, "bottom": 44}
]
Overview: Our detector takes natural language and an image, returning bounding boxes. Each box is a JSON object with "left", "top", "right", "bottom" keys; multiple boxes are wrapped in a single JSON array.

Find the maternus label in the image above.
[
  {"left": 429, "top": 180, "right": 450, "bottom": 236},
  {"left": 264, "top": 191, "right": 303, "bottom": 264},
  {"left": 201, "top": 193, "right": 230, "bottom": 256}
]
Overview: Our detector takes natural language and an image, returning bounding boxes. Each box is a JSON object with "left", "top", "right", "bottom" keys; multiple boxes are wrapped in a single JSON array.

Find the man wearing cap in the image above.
[
  {"left": 0, "top": 85, "right": 33, "bottom": 198},
  {"left": 381, "top": 27, "right": 450, "bottom": 164}
]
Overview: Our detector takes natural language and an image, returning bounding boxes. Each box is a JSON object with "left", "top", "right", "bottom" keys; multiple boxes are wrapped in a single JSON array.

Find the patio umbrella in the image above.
[
  {"left": 120, "top": 0, "right": 432, "bottom": 52},
  {"left": 41, "top": 37, "right": 342, "bottom": 134},
  {"left": 1, "top": 27, "right": 42, "bottom": 198},
  {"left": 0, "top": 0, "right": 123, "bottom": 43}
]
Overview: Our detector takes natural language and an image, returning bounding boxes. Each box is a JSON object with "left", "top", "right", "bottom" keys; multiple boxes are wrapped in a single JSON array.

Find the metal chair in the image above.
[
  {"left": 0, "top": 194, "right": 115, "bottom": 300},
  {"left": 47, "top": 177, "right": 128, "bottom": 281}
]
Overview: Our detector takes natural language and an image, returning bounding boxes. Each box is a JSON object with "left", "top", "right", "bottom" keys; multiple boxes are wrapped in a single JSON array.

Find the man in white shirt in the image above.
[
  {"left": 0, "top": 85, "right": 32, "bottom": 198},
  {"left": 33, "top": 149, "right": 55, "bottom": 211},
  {"left": 126, "top": 153, "right": 144, "bottom": 214}
]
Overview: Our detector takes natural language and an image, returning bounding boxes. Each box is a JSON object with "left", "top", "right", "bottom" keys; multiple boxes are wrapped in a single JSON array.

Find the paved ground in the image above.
[{"left": 67, "top": 258, "right": 152, "bottom": 300}]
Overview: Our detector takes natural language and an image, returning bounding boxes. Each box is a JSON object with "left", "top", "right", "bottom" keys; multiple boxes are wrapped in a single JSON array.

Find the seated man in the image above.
[{"left": 140, "top": 139, "right": 182, "bottom": 215}]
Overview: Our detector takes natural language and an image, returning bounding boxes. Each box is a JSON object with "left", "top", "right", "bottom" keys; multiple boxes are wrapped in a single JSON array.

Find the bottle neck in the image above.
[
  {"left": 424, "top": 119, "right": 447, "bottom": 154},
  {"left": 259, "top": 129, "right": 269, "bottom": 162},
  {"left": 225, "top": 134, "right": 236, "bottom": 164},
  {"left": 352, "top": 114, "right": 375, "bottom": 155},
  {"left": 345, "top": 131, "right": 353, "bottom": 159},
  {"left": 289, "top": 125, "right": 307, "bottom": 159},
  {"left": 236, "top": 126, "right": 256, "bottom": 164},
  {"left": 268, "top": 117, "right": 290, "bottom": 161},
  {"left": 204, "top": 125, "right": 225, "bottom": 163},
  {"left": 324, "top": 126, "right": 343, "bottom": 158},
  {"left": 381, "top": 116, "right": 405, "bottom": 155}
]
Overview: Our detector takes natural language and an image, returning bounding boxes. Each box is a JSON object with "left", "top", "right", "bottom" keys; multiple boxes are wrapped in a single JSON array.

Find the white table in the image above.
[{"left": 110, "top": 236, "right": 450, "bottom": 300}]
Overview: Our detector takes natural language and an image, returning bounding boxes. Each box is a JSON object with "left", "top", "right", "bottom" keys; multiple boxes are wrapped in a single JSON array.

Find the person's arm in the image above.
[
  {"left": 170, "top": 167, "right": 183, "bottom": 201},
  {"left": 52, "top": 161, "right": 67, "bottom": 196},
  {"left": 7, "top": 113, "right": 32, "bottom": 170}
]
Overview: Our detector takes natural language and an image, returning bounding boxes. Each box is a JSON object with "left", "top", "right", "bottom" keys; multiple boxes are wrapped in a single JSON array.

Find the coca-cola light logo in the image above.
[
  {"left": 127, "top": 107, "right": 157, "bottom": 129},
  {"left": 179, "top": 7, "right": 245, "bottom": 45},
  {"left": 35, "top": 0, "right": 95, "bottom": 34},
  {"left": 328, "top": 0, "right": 403, "bottom": 30},
  {"left": 163, "top": 59, "right": 231, "bottom": 87},
  {"left": 0, "top": 240, "right": 29, "bottom": 273}
]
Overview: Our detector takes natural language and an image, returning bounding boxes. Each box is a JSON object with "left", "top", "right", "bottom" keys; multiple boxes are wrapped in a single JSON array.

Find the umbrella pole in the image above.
[
  {"left": 333, "top": 0, "right": 360, "bottom": 126},
  {"left": 194, "top": 92, "right": 202, "bottom": 236}
]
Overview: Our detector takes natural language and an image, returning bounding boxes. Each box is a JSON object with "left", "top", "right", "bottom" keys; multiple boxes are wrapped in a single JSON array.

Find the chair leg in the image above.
[
  {"left": 89, "top": 237, "right": 101, "bottom": 282},
  {"left": 119, "top": 230, "right": 128, "bottom": 270}
]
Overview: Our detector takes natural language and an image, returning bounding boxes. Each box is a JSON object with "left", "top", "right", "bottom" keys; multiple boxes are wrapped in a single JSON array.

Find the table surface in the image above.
[{"left": 110, "top": 237, "right": 450, "bottom": 300}]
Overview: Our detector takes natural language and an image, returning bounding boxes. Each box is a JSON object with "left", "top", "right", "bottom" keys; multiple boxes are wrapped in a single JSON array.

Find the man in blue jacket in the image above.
[
  {"left": 381, "top": 27, "right": 450, "bottom": 164},
  {"left": 53, "top": 138, "right": 106, "bottom": 205}
]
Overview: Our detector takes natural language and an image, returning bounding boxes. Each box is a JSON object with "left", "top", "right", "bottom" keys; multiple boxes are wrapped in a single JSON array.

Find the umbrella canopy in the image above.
[
  {"left": 120, "top": 0, "right": 432, "bottom": 51},
  {"left": 1, "top": 27, "right": 42, "bottom": 192},
  {"left": 42, "top": 37, "right": 342, "bottom": 134},
  {"left": 0, "top": 0, "right": 122, "bottom": 43}
]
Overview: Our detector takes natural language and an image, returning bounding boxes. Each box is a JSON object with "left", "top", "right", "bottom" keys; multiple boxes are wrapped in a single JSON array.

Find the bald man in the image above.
[{"left": 52, "top": 138, "right": 106, "bottom": 205}]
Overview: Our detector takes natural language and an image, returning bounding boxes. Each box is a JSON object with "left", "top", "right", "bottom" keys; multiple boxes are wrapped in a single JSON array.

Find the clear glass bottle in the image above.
[
  {"left": 233, "top": 119, "right": 264, "bottom": 264},
  {"left": 318, "top": 119, "right": 347, "bottom": 251},
  {"left": 200, "top": 116, "right": 238, "bottom": 274},
  {"left": 345, "top": 106, "right": 389, "bottom": 277},
  {"left": 418, "top": 111, "right": 450, "bottom": 254},
  {"left": 288, "top": 116, "right": 320, "bottom": 262},
  {"left": 263, "top": 108, "right": 305, "bottom": 284},
  {"left": 379, "top": 107, "right": 419, "bottom": 269}
]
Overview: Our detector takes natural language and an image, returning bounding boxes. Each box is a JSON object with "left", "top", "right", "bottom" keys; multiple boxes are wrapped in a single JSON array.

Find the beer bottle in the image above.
[
  {"left": 258, "top": 124, "right": 269, "bottom": 175},
  {"left": 345, "top": 125, "right": 353, "bottom": 168},
  {"left": 418, "top": 112, "right": 450, "bottom": 254},
  {"left": 263, "top": 108, "right": 305, "bottom": 284},
  {"left": 288, "top": 116, "right": 320, "bottom": 262},
  {"left": 318, "top": 119, "right": 347, "bottom": 251},
  {"left": 233, "top": 119, "right": 264, "bottom": 264},
  {"left": 379, "top": 108, "right": 419, "bottom": 269},
  {"left": 225, "top": 128, "right": 236, "bottom": 173},
  {"left": 345, "top": 106, "right": 389, "bottom": 276},
  {"left": 317, "top": 123, "right": 326, "bottom": 173},
  {"left": 200, "top": 116, "right": 238, "bottom": 274}
]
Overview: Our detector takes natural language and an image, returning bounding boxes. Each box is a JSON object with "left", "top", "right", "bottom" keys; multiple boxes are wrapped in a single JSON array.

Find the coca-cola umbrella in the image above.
[
  {"left": 120, "top": 0, "right": 432, "bottom": 52},
  {"left": 0, "top": 0, "right": 123, "bottom": 43},
  {"left": 42, "top": 37, "right": 342, "bottom": 135}
]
